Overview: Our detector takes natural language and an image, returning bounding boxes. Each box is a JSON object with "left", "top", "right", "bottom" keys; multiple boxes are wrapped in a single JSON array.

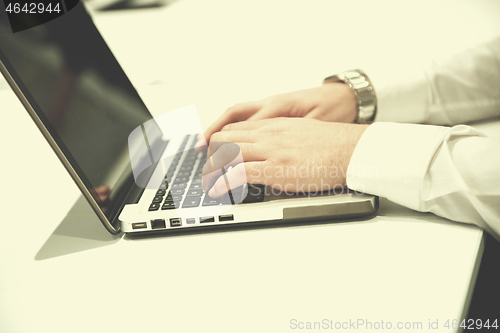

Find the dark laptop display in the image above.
[{"left": 0, "top": 3, "right": 163, "bottom": 228}]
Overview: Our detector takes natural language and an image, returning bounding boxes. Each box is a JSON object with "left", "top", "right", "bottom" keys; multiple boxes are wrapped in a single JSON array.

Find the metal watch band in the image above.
[{"left": 323, "top": 69, "right": 377, "bottom": 124}]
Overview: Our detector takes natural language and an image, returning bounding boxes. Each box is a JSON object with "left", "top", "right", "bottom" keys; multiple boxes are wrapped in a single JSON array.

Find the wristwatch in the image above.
[{"left": 323, "top": 69, "right": 377, "bottom": 123}]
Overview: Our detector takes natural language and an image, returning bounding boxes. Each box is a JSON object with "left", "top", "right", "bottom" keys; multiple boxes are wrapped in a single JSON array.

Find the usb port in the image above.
[
  {"left": 200, "top": 216, "right": 215, "bottom": 223},
  {"left": 170, "top": 218, "right": 182, "bottom": 227},
  {"left": 132, "top": 222, "right": 147, "bottom": 230},
  {"left": 218, "top": 214, "right": 234, "bottom": 222}
]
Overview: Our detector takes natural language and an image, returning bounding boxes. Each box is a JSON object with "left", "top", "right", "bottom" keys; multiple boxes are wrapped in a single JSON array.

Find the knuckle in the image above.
[
  {"left": 221, "top": 123, "right": 233, "bottom": 132},
  {"left": 228, "top": 102, "right": 246, "bottom": 114},
  {"left": 210, "top": 132, "right": 222, "bottom": 142},
  {"left": 225, "top": 104, "right": 239, "bottom": 113}
]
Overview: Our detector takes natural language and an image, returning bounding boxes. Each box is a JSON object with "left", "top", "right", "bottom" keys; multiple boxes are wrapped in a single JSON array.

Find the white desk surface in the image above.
[{"left": 1, "top": 0, "right": 499, "bottom": 332}]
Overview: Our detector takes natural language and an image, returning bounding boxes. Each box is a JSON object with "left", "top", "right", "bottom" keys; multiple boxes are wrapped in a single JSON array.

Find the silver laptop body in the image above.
[{"left": 0, "top": 3, "right": 377, "bottom": 236}]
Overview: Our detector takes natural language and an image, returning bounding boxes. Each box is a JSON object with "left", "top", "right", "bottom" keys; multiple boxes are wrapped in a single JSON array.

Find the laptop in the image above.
[{"left": 0, "top": 2, "right": 378, "bottom": 236}]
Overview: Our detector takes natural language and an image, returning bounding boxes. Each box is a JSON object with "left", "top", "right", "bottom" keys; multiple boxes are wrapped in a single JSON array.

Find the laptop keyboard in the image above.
[{"left": 148, "top": 134, "right": 264, "bottom": 212}]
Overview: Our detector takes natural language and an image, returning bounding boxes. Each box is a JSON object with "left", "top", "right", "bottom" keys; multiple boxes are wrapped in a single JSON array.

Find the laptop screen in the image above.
[{"left": 0, "top": 3, "right": 158, "bottom": 229}]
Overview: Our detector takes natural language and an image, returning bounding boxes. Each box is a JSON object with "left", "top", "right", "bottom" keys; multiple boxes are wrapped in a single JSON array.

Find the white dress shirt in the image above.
[{"left": 347, "top": 37, "right": 500, "bottom": 239}]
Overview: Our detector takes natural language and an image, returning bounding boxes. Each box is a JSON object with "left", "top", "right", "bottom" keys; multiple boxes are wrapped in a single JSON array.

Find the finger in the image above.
[
  {"left": 236, "top": 143, "right": 269, "bottom": 162},
  {"left": 207, "top": 161, "right": 273, "bottom": 198},
  {"left": 208, "top": 164, "right": 247, "bottom": 198},
  {"left": 201, "top": 142, "right": 268, "bottom": 191},
  {"left": 304, "top": 107, "right": 336, "bottom": 122},
  {"left": 210, "top": 129, "right": 257, "bottom": 144},
  {"left": 303, "top": 107, "right": 323, "bottom": 119},
  {"left": 246, "top": 103, "right": 283, "bottom": 121},
  {"left": 203, "top": 101, "right": 263, "bottom": 143},
  {"left": 208, "top": 142, "right": 268, "bottom": 163},
  {"left": 194, "top": 133, "right": 208, "bottom": 152},
  {"left": 205, "top": 142, "right": 242, "bottom": 172},
  {"left": 201, "top": 143, "right": 244, "bottom": 192},
  {"left": 219, "top": 118, "right": 277, "bottom": 132}
]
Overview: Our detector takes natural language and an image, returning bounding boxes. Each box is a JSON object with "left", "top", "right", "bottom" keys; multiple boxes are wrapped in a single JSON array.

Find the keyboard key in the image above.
[
  {"left": 182, "top": 197, "right": 201, "bottom": 208},
  {"left": 156, "top": 190, "right": 166, "bottom": 196},
  {"left": 161, "top": 202, "right": 176, "bottom": 210},
  {"left": 242, "top": 192, "right": 264, "bottom": 203},
  {"left": 152, "top": 196, "right": 164, "bottom": 203},
  {"left": 190, "top": 178, "right": 202, "bottom": 184},
  {"left": 184, "top": 157, "right": 198, "bottom": 164},
  {"left": 174, "top": 177, "right": 190, "bottom": 184},
  {"left": 189, "top": 183, "right": 202, "bottom": 190},
  {"left": 149, "top": 203, "right": 160, "bottom": 211},
  {"left": 164, "top": 193, "right": 174, "bottom": 203},
  {"left": 221, "top": 194, "right": 232, "bottom": 205},
  {"left": 230, "top": 186, "right": 243, "bottom": 195},
  {"left": 169, "top": 160, "right": 179, "bottom": 169},
  {"left": 176, "top": 171, "right": 192, "bottom": 178},
  {"left": 242, "top": 184, "right": 265, "bottom": 203},
  {"left": 170, "top": 188, "right": 185, "bottom": 195},
  {"left": 202, "top": 196, "right": 220, "bottom": 206},
  {"left": 172, "top": 195, "right": 183, "bottom": 203},
  {"left": 179, "top": 165, "right": 195, "bottom": 172},
  {"left": 186, "top": 189, "right": 203, "bottom": 197},
  {"left": 171, "top": 183, "right": 187, "bottom": 189},
  {"left": 183, "top": 154, "right": 197, "bottom": 160}
]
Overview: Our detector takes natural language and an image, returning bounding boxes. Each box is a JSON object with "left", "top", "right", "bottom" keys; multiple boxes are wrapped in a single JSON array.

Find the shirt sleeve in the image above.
[
  {"left": 347, "top": 122, "right": 500, "bottom": 240},
  {"left": 368, "top": 36, "right": 500, "bottom": 125}
]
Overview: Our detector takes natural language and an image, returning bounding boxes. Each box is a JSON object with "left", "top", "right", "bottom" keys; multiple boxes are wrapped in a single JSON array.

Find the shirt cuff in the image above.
[
  {"left": 363, "top": 64, "right": 431, "bottom": 124},
  {"left": 346, "top": 122, "right": 451, "bottom": 210}
]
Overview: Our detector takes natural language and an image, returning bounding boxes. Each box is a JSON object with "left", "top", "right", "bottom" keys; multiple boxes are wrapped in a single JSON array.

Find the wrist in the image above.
[
  {"left": 320, "top": 82, "right": 358, "bottom": 123},
  {"left": 323, "top": 69, "right": 377, "bottom": 124},
  {"left": 347, "top": 124, "right": 370, "bottom": 162},
  {"left": 329, "top": 122, "right": 370, "bottom": 187}
]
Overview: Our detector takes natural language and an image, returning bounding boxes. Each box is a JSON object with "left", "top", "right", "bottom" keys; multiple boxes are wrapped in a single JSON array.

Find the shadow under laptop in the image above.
[{"left": 35, "top": 195, "right": 122, "bottom": 261}]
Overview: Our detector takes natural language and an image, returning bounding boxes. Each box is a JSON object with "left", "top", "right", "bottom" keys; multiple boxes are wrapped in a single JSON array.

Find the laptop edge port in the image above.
[
  {"left": 132, "top": 222, "right": 147, "bottom": 230},
  {"left": 170, "top": 218, "right": 182, "bottom": 227},
  {"left": 200, "top": 216, "right": 215, "bottom": 223},
  {"left": 150, "top": 219, "right": 166, "bottom": 229},
  {"left": 218, "top": 214, "right": 234, "bottom": 222}
]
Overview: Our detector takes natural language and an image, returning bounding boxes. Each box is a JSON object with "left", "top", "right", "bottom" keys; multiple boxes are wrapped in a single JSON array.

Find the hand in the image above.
[
  {"left": 196, "top": 83, "right": 357, "bottom": 149},
  {"left": 203, "top": 117, "right": 369, "bottom": 198}
]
